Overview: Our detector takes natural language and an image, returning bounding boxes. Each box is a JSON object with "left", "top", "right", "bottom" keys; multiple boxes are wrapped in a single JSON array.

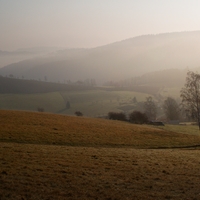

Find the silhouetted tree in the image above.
[
  {"left": 180, "top": 71, "right": 200, "bottom": 130},
  {"left": 144, "top": 96, "right": 157, "bottom": 121},
  {"left": 132, "top": 97, "right": 137, "bottom": 103},
  {"left": 163, "top": 97, "right": 180, "bottom": 120},
  {"left": 66, "top": 101, "right": 70, "bottom": 109}
]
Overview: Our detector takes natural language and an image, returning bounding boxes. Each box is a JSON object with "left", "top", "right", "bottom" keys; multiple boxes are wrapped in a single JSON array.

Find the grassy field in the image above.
[
  {"left": 0, "top": 89, "right": 150, "bottom": 117},
  {"left": 1, "top": 110, "right": 200, "bottom": 148},
  {"left": 159, "top": 87, "right": 181, "bottom": 99},
  {"left": 158, "top": 124, "right": 200, "bottom": 136},
  {"left": 0, "top": 85, "right": 182, "bottom": 118},
  {"left": 0, "top": 92, "right": 65, "bottom": 113},
  {"left": 1, "top": 110, "right": 200, "bottom": 199}
]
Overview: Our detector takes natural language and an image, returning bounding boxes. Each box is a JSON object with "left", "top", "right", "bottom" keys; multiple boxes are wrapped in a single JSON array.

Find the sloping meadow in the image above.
[
  {"left": 1, "top": 110, "right": 200, "bottom": 199},
  {"left": 1, "top": 110, "right": 200, "bottom": 148}
]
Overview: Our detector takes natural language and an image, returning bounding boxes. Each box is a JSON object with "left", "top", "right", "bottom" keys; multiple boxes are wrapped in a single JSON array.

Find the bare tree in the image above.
[
  {"left": 144, "top": 96, "right": 157, "bottom": 121},
  {"left": 163, "top": 97, "right": 179, "bottom": 120},
  {"left": 180, "top": 71, "right": 200, "bottom": 130}
]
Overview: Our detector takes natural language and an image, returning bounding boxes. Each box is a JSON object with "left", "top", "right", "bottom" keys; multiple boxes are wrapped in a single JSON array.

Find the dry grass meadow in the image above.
[{"left": 1, "top": 110, "right": 200, "bottom": 199}]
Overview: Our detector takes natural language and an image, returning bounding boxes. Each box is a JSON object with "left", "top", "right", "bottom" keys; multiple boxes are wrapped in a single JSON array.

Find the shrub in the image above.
[
  {"left": 37, "top": 107, "right": 44, "bottom": 112},
  {"left": 108, "top": 112, "right": 127, "bottom": 121},
  {"left": 75, "top": 111, "right": 83, "bottom": 116},
  {"left": 129, "top": 111, "right": 148, "bottom": 124}
]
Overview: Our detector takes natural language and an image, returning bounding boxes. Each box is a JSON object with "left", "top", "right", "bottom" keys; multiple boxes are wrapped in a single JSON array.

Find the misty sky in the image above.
[{"left": 1, "top": 0, "right": 200, "bottom": 51}]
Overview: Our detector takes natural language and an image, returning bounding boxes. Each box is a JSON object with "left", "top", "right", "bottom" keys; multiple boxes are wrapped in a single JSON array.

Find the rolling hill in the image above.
[
  {"left": 1, "top": 110, "right": 200, "bottom": 148},
  {"left": 1, "top": 31, "right": 200, "bottom": 84},
  {"left": 0, "top": 47, "right": 63, "bottom": 68},
  {"left": 1, "top": 110, "right": 200, "bottom": 199}
]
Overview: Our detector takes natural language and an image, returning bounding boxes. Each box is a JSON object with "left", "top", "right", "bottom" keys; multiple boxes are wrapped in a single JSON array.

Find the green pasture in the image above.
[
  {"left": 0, "top": 92, "right": 65, "bottom": 113},
  {"left": 146, "top": 124, "right": 200, "bottom": 136},
  {"left": 0, "top": 90, "right": 149, "bottom": 117},
  {"left": 58, "top": 90, "right": 150, "bottom": 116},
  {"left": 159, "top": 87, "right": 181, "bottom": 99},
  {"left": 161, "top": 124, "right": 200, "bottom": 136}
]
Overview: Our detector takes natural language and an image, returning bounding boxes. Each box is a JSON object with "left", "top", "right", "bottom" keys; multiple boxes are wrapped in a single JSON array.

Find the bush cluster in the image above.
[
  {"left": 75, "top": 111, "right": 83, "bottom": 116},
  {"left": 108, "top": 111, "right": 148, "bottom": 124},
  {"left": 108, "top": 112, "right": 127, "bottom": 121},
  {"left": 129, "top": 111, "right": 148, "bottom": 124}
]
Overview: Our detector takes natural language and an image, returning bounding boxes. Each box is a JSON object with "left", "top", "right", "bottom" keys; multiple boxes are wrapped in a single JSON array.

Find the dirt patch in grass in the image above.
[{"left": 1, "top": 142, "right": 200, "bottom": 200}]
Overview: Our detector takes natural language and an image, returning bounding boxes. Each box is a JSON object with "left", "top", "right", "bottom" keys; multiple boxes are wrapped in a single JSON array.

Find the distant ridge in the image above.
[
  {"left": 1, "top": 31, "right": 200, "bottom": 84},
  {"left": 0, "top": 47, "right": 64, "bottom": 68}
]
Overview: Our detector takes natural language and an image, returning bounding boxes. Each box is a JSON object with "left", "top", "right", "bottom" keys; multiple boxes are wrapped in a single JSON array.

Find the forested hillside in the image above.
[
  {"left": 0, "top": 76, "right": 93, "bottom": 94},
  {"left": 1, "top": 31, "right": 200, "bottom": 84}
]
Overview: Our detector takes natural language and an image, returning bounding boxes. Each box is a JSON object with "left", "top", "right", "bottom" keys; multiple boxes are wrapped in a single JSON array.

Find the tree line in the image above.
[
  {"left": 107, "top": 96, "right": 179, "bottom": 124},
  {"left": 108, "top": 70, "right": 200, "bottom": 128}
]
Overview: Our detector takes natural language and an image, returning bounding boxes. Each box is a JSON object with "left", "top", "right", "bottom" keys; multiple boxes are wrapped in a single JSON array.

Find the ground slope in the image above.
[
  {"left": 1, "top": 110, "right": 200, "bottom": 148},
  {"left": 1, "top": 110, "right": 200, "bottom": 199}
]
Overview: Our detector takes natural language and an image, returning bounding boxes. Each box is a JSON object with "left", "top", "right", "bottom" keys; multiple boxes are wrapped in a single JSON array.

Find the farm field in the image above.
[
  {"left": 0, "top": 92, "right": 64, "bottom": 113},
  {"left": 0, "top": 89, "right": 150, "bottom": 117},
  {"left": 1, "top": 110, "right": 200, "bottom": 199}
]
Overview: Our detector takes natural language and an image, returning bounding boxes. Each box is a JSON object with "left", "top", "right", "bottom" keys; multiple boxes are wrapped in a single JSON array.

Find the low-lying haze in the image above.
[{"left": 1, "top": 0, "right": 200, "bottom": 51}]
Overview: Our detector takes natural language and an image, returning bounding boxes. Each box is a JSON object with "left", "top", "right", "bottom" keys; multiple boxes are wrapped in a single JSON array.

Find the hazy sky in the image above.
[{"left": 1, "top": 0, "right": 200, "bottom": 51}]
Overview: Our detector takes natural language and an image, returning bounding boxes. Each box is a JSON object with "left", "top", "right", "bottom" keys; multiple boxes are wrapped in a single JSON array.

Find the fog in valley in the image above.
[
  {"left": 1, "top": 1, "right": 200, "bottom": 116},
  {"left": 3, "top": 2, "right": 200, "bottom": 199},
  {"left": 1, "top": 1, "right": 200, "bottom": 86},
  {"left": 1, "top": 31, "right": 200, "bottom": 86}
]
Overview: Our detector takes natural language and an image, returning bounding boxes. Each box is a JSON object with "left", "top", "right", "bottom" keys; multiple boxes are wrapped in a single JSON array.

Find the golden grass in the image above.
[
  {"left": 1, "top": 110, "right": 200, "bottom": 199},
  {"left": 1, "top": 110, "right": 200, "bottom": 148},
  {"left": 1, "top": 143, "right": 200, "bottom": 199}
]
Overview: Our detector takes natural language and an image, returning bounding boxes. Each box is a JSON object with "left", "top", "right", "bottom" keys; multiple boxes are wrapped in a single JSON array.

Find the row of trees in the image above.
[
  {"left": 108, "top": 111, "right": 148, "bottom": 124},
  {"left": 59, "top": 71, "right": 200, "bottom": 130},
  {"left": 145, "top": 70, "right": 200, "bottom": 130},
  {"left": 108, "top": 95, "right": 180, "bottom": 124},
  {"left": 144, "top": 96, "right": 180, "bottom": 121},
  {"left": 108, "top": 71, "right": 200, "bottom": 129}
]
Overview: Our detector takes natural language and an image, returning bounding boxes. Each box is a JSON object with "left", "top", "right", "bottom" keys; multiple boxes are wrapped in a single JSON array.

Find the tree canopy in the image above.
[
  {"left": 180, "top": 71, "right": 200, "bottom": 130},
  {"left": 163, "top": 97, "right": 179, "bottom": 120},
  {"left": 144, "top": 96, "right": 157, "bottom": 121}
]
